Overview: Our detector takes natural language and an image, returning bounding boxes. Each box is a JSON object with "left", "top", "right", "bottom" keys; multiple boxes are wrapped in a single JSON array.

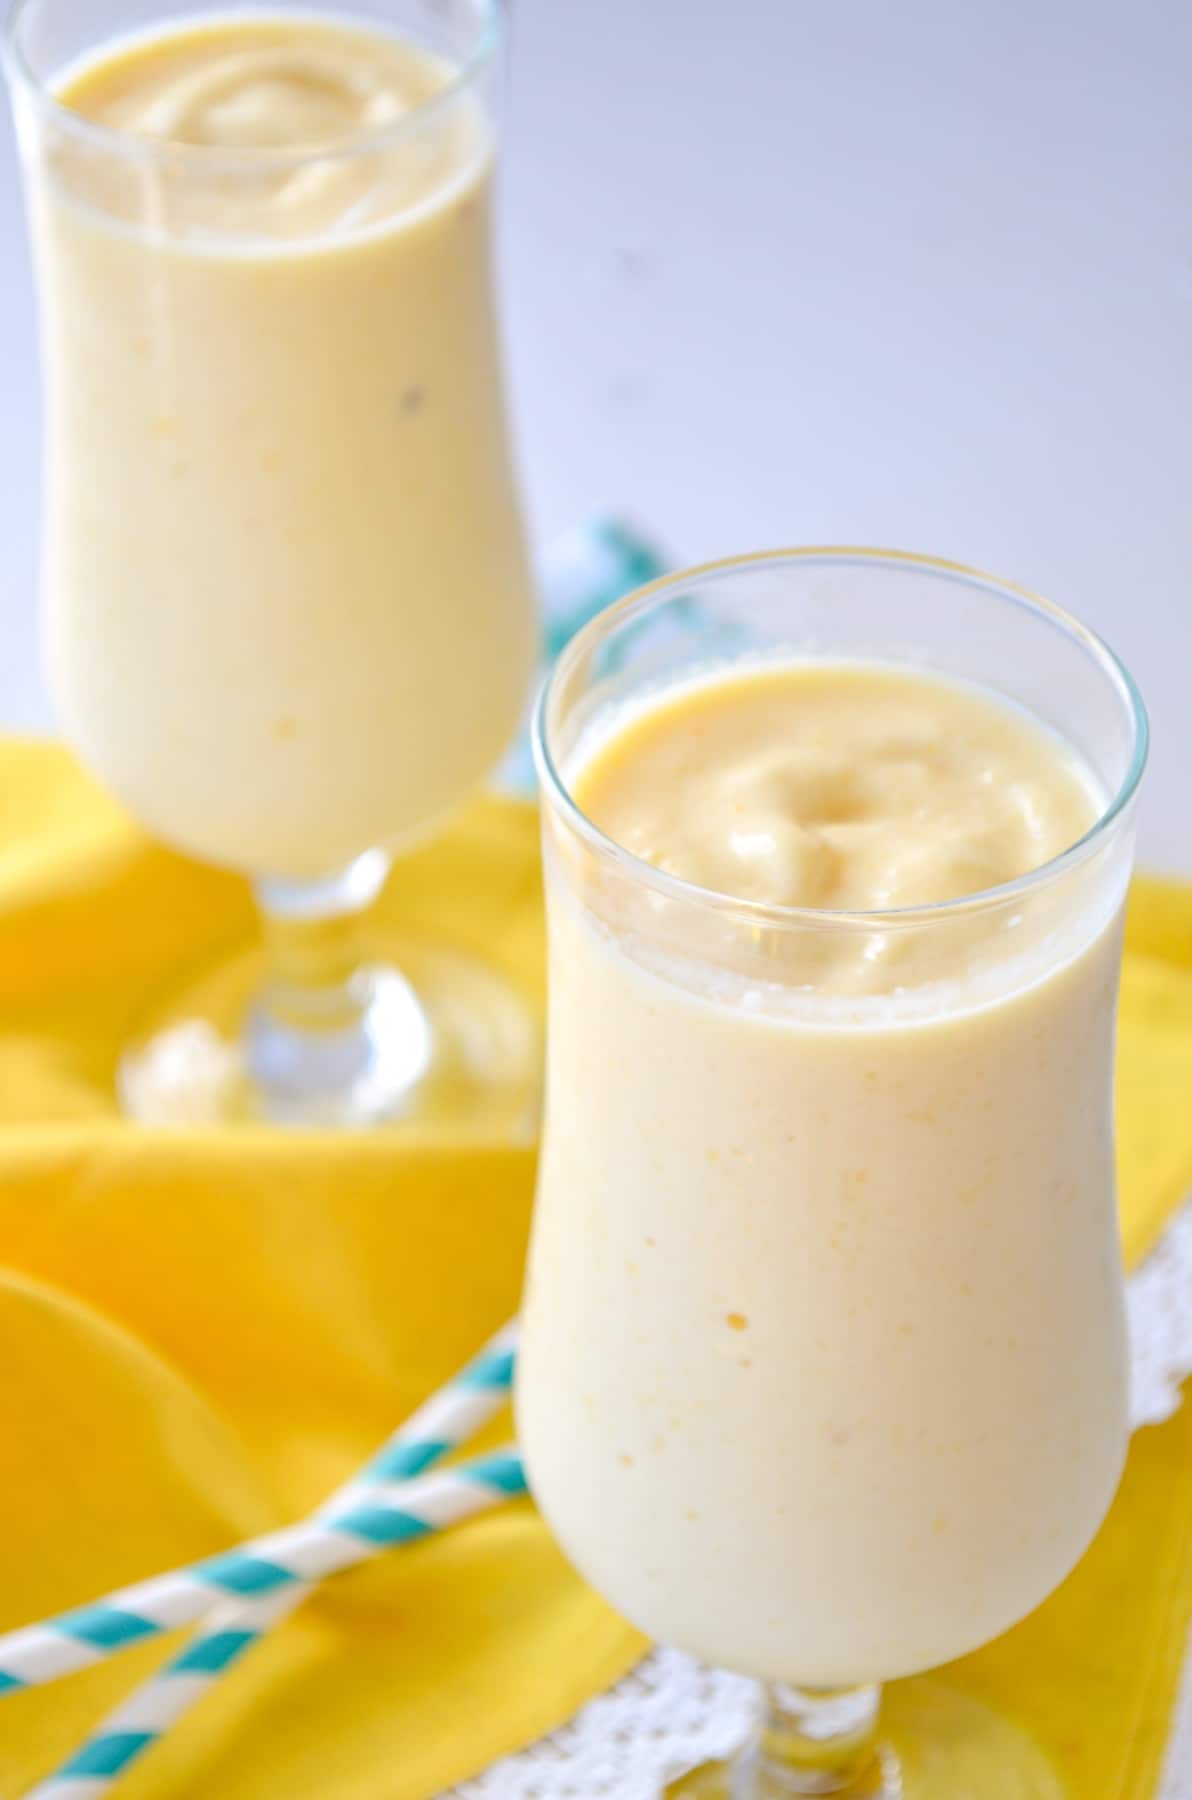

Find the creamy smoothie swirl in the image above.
[
  {"left": 97, "top": 45, "right": 413, "bottom": 146},
  {"left": 577, "top": 663, "right": 1096, "bottom": 914},
  {"left": 54, "top": 19, "right": 470, "bottom": 237},
  {"left": 567, "top": 663, "right": 1100, "bottom": 999}
]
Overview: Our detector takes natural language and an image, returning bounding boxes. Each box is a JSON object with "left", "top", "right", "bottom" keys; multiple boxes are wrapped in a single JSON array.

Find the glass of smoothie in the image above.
[
  {"left": 5, "top": 0, "right": 540, "bottom": 1126},
  {"left": 518, "top": 549, "right": 1147, "bottom": 1795}
]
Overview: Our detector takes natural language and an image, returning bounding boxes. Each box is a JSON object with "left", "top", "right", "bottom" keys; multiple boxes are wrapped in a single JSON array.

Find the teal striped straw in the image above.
[{"left": 15, "top": 1321, "right": 520, "bottom": 1796}]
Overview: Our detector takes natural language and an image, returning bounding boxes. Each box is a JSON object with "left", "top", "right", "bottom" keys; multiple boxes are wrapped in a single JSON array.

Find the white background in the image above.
[{"left": 1, "top": 0, "right": 1189, "bottom": 868}]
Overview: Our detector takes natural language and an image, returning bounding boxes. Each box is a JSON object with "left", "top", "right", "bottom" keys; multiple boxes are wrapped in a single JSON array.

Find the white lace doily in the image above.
[{"left": 449, "top": 1201, "right": 1192, "bottom": 1800}]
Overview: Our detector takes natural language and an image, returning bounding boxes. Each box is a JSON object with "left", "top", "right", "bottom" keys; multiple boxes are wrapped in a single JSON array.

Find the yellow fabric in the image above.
[{"left": 0, "top": 738, "right": 1187, "bottom": 1798}]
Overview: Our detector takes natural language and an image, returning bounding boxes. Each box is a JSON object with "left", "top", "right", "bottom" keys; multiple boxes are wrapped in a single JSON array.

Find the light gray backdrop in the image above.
[{"left": 1, "top": 0, "right": 1187, "bottom": 867}]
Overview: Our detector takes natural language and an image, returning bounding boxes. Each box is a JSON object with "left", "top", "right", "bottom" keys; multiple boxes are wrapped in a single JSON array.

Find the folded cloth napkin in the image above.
[{"left": 0, "top": 738, "right": 1189, "bottom": 1798}]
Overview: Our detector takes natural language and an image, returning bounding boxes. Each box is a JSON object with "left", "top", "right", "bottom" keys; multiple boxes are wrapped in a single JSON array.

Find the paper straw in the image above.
[
  {"left": 2, "top": 1448, "right": 525, "bottom": 1704},
  {"left": 21, "top": 1321, "right": 521, "bottom": 1797},
  {"left": 0, "top": 1319, "right": 519, "bottom": 1696},
  {"left": 24, "top": 1590, "right": 298, "bottom": 1800},
  {"left": 347, "top": 1319, "right": 518, "bottom": 1488}
]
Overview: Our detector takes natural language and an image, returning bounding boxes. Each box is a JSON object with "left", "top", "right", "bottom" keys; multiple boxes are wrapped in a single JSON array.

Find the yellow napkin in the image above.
[{"left": 0, "top": 738, "right": 1189, "bottom": 1798}]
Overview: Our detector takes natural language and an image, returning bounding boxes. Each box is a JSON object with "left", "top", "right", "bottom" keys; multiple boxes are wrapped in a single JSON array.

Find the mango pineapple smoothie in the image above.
[
  {"left": 27, "top": 13, "right": 535, "bottom": 878},
  {"left": 518, "top": 661, "right": 1130, "bottom": 1685}
]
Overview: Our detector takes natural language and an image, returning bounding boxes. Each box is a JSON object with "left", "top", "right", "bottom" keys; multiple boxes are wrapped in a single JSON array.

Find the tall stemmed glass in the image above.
[
  {"left": 5, "top": 0, "right": 539, "bottom": 1126},
  {"left": 518, "top": 549, "right": 1147, "bottom": 1794}
]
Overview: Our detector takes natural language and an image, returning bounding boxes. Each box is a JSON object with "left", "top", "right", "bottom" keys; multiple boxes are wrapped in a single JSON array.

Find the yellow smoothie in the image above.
[
  {"left": 518, "top": 661, "right": 1131, "bottom": 1686},
  {"left": 26, "top": 13, "right": 536, "bottom": 878}
]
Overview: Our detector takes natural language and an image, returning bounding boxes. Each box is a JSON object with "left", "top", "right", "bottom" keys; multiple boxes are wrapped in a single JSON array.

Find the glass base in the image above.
[
  {"left": 667, "top": 1679, "right": 1067, "bottom": 1799},
  {"left": 667, "top": 1749, "right": 896, "bottom": 1799},
  {"left": 118, "top": 937, "right": 541, "bottom": 1132},
  {"left": 669, "top": 1684, "right": 888, "bottom": 1799}
]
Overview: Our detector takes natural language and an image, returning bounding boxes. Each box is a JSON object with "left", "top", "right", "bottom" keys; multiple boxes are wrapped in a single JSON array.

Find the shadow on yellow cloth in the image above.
[{"left": 0, "top": 739, "right": 1189, "bottom": 1798}]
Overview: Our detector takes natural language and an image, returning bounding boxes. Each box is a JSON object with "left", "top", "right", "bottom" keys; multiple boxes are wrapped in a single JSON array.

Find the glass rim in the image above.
[
  {"left": 533, "top": 545, "right": 1150, "bottom": 932},
  {"left": 2, "top": 0, "right": 503, "bottom": 174}
]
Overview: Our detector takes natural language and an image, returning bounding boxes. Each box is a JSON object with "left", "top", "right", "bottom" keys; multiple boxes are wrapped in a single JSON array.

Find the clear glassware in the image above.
[
  {"left": 517, "top": 549, "right": 1148, "bottom": 1795},
  {"left": 4, "top": 0, "right": 541, "bottom": 1127}
]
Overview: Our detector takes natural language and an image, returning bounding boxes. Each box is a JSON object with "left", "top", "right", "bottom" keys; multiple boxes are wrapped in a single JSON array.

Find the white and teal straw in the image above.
[
  {"left": 19, "top": 1320, "right": 520, "bottom": 1797},
  {"left": 26, "top": 1453, "right": 525, "bottom": 1798},
  {"left": 24, "top": 1589, "right": 298, "bottom": 1800},
  {"left": 0, "top": 1446, "right": 525, "bottom": 1705},
  {"left": 347, "top": 1319, "right": 518, "bottom": 1489},
  {"left": 0, "top": 1321, "right": 519, "bottom": 1705}
]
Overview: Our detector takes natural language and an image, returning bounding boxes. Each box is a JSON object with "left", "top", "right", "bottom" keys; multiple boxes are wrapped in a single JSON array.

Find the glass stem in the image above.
[
  {"left": 735, "top": 1684, "right": 882, "bottom": 1797},
  {"left": 247, "top": 849, "right": 433, "bottom": 1125}
]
